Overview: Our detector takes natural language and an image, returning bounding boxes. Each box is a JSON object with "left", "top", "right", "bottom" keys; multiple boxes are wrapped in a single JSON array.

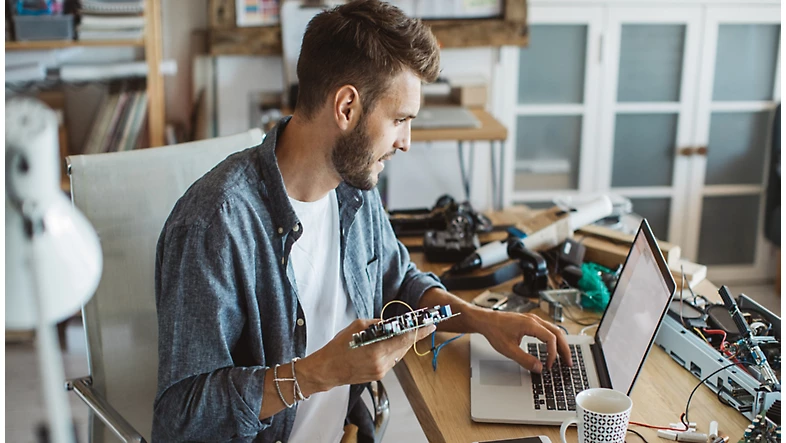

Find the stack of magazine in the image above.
[
  {"left": 78, "top": 0, "right": 145, "bottom": 41},
  {"left": 84, "top": 81, "right": 148, "bottom": 154}
]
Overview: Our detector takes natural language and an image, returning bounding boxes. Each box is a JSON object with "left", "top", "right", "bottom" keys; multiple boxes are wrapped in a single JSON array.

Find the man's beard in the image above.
[{"left": 331, "top": 118, "right": 380, "bottom": 191}]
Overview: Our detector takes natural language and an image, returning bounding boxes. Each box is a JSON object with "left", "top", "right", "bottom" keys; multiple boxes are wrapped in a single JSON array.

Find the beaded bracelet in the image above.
[
  {"left": 273, "top": 363, "right": 296, "bottom": 408},
  {"left": 291, "top": 357, "right": 311, "bottom": 402}
]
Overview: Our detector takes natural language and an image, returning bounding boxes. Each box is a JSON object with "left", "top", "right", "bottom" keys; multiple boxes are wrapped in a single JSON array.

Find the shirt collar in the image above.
[{"left": 256, "top": 117, "right": 365, "bottom": 236}]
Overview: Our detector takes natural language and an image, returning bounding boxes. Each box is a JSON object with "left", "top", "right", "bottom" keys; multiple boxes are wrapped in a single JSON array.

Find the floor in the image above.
[{"left": 5, "top": 283, "right": 779, "bottom": 443}]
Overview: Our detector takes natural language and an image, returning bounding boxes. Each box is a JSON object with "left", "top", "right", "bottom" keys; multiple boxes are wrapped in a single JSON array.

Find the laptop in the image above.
[
  {"left": 411, "top": 106, "right": 482, "bottom": 129},
  {"left": 470, "top": 219, "right": 676, "bottom": 425}
]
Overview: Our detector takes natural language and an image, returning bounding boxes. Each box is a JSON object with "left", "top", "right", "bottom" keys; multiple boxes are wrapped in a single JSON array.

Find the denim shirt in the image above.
[{"left": 153, "top": 117, "right": 445, "bottom": 442}]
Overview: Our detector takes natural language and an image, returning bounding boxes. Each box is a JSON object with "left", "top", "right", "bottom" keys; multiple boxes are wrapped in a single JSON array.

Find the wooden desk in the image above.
[
  {"left": 411, "top": 108, "right": 508, "bottom": 210},
  {"left": 394, "top": 213, "right": 750, "bottom": 443}
]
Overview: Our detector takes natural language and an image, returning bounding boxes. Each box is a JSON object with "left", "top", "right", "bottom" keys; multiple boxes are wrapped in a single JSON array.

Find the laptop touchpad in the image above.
[{"left": 479, "top": 360, "right": 521, "bottom": 386}]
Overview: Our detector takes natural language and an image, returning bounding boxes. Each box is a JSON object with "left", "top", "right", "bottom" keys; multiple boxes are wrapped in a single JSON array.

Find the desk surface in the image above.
[
  {"left": 395, "top": 212, "right": 750, "bottom": 443},
  {"left": 411, "top": 108, "right": 507, "bottom": 142}
]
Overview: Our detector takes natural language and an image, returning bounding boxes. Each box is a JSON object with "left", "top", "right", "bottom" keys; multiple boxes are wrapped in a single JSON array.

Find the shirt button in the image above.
[
  {"left": 281, "top": 257, "right": 286, "bottom": 266},
  {"left": 293, "top": 224, "right": 300, "bottom": 232},
  {"left": 277, "top": 227, "right": 284, "bottom": 234},
  {"left": 297, "top": 318, "right": 304, "bottom": 326}
]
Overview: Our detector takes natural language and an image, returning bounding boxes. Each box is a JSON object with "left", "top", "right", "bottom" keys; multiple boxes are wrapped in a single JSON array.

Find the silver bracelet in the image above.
[
  {"left": 273, "top": 363, "right": 296, "bottom": 408},
  {"left": 291, "top": 357, "right": 311, "bottom": 401}
]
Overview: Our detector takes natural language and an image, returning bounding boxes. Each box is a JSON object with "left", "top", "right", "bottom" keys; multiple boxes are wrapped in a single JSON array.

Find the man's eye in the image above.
[{"left": 395, "top": 118, "right": 406, "bottom": 125}]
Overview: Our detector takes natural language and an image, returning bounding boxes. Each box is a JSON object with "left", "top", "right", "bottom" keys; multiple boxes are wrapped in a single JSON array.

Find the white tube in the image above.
[
  {"left": 476, "top": 240, "right": 509, "bottom": 268},
  {"left": 567, "top": 195, "right": 613, "bottom": 231},
  {"left": 676, "top": 432, "right": 708, "bottom": 442},
  {"left": 709, "top": 421, "right": 718, "bottom": 440}
]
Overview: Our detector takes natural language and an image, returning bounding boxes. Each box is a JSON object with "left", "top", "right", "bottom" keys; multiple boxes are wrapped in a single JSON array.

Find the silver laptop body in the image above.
[{"left": 470, "top": 219, "right": 676, "bottom": 425}]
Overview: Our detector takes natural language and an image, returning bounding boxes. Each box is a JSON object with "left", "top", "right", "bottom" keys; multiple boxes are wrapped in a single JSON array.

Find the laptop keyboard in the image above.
[{"left": 527, "top": 343, "right": 589, "bottom": 411}]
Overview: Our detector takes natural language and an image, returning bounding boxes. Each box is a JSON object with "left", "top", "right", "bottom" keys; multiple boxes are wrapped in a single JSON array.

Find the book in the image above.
[
  {"left": 79, "top": 14, "right": 145, "bottom": 29},
  {"left": 80, "top": 1, "right": 144, "bottom": 14},
  {"left": 84, "top": 92, "right": 119, "bottom": 154},
  {"left": 77, "top": 28, "right": 144, "bottom": 40}
]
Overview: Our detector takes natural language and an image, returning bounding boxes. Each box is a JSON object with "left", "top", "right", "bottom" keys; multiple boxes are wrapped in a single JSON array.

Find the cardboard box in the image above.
[
  {"left": 449, "top": 84, "right": 487, "bottom": 108},
  {"left": 448, "top": 74, "right": 488, "bottom": 108},
  {"left": 576, "top": 224, "right": 681, "bottom": 267}
]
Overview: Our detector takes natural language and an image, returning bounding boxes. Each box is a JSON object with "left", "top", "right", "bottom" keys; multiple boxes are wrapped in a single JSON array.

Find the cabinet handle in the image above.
[
  {"left": 678, "top": 147, "right": 696, "bottom": 156},
  {"left": 696, "top": 146, "right": 708, "bottom": 156}
]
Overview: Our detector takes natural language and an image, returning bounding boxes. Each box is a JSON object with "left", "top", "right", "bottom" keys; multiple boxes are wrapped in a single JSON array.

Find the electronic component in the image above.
[
  {"left": 555, "top": 238, "right": 586, "bottom": 269},
  {"left": 668, "top": 299, "right": 709, "bottom": 329},
  {"left": 538, "top": 291, "right": 564, "bottom": 323},
  {"left": 738, "top": 413, "right": 781, "bottom": 442},
  {"left": 423, "top": 229, "right": 480, "bottom": 262},
  {"left": 718, "top": 286, "right": 780, "bottom": 392},
  {"left": 655, "top": 313, "right": 781, "bottom": 421},
  {"left": 471, "top": 290, "right": 537, "bottom": 314},
  {"left": 349, "top": 305, "right": 459, "bottom": 349}
]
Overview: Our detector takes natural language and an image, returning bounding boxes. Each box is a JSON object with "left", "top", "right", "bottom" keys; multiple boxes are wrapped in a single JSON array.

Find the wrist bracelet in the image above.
[
  {"left": 273, "top": 363, "right": 296, "bottom": 408},
  {"left": 291, "top": 357, "right": 311, "bottom": 401}
]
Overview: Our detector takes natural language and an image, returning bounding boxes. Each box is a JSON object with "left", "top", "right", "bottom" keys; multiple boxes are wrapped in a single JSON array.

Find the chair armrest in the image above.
[{"left": 66, "top": 377, "right": 147, "bottom": 443}]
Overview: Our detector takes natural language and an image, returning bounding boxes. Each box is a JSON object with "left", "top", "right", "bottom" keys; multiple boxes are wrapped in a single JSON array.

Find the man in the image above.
[{"left": 153, "top": 1, "right": 571, "bottom": 442}]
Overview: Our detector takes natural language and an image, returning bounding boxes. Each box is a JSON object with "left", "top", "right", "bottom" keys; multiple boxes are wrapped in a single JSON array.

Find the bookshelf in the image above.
[{"left": 5, "top": 0, "right": 166, "bottom": 150}]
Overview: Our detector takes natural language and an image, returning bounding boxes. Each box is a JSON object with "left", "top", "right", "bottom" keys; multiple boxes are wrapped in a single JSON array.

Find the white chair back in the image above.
[{"left": 67, "top": 129, "right": 264, "bottom": 441}]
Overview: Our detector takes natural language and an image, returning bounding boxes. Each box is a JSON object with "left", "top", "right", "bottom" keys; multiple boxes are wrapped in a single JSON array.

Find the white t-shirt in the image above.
[{"left": 287, "top": 190, "right": 357, "bottom": 443}]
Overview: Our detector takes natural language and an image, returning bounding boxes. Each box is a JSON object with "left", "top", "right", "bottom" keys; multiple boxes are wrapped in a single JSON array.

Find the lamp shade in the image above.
[{"left": 5, "top": 97, "right": 102, "bottom": 329}]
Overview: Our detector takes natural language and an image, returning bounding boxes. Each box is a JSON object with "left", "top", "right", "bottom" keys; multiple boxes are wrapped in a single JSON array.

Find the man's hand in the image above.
[
  {"left": 296, "top": 318, "right": 436, "bottom": 396},
  {"left": 473, "top": 309, "right": 572, "bottom": 373}
]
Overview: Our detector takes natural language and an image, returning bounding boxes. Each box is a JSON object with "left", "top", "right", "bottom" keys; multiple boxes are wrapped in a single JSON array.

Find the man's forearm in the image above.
[{"left": 418, "top": 287, "right": 492, "bottom": 334}]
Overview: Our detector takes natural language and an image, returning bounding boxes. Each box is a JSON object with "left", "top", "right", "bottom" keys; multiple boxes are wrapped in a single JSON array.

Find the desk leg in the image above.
[
  {"left": 490, "top": 141, "right": 498, "bottom": 210},
  {"left": 498, "top": 141, "right": 505, "bottom": 210},
  {"left": 458, "top": 141, "right": 471, "bottom": 201}
]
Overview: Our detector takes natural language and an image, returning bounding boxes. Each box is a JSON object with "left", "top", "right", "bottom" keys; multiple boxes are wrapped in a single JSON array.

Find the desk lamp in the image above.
[{"left": 6, "top": 97, "right": 103, "bottom": 443}]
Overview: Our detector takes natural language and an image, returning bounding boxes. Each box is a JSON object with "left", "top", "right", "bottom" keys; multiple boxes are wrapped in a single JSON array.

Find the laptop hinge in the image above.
[{"left": 590, "top": 343, "right": 612, "bottom": 389}]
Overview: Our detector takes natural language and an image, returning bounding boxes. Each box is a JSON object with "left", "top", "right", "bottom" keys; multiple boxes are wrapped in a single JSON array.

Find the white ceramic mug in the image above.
[{"left": 559, "top": 388, "right": 632, "bottom": 443}]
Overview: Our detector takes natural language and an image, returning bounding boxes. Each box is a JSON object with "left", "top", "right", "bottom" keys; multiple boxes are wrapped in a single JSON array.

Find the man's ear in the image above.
[{"left": 333, "top": 85, "right": 361, "bottom": 131}]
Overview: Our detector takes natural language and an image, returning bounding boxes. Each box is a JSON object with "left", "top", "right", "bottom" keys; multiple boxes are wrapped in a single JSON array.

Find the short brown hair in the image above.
[{"left": 295, "top": 0, "right": 440, "bottom": 119}]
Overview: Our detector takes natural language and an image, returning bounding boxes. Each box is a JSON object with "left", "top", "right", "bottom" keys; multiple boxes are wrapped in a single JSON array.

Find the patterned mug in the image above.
[{"left": 559, "top": 388, "right": 632, "bottom": 443}]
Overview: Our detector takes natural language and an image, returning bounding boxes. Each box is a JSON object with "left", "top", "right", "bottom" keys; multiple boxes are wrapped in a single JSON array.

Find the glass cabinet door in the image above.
[
  {"left": 687, "top": 6, "right": 780, "bottom": 281},
  {"left": 597, "top": 7, "right": 703, "bottom": 243},
  {"left": 501, "top": 6, "right": 603, "bottom": 206}
]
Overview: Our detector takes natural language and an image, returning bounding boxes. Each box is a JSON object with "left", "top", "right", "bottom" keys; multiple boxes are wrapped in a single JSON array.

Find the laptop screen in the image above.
[{"left": 595, "top": 220, "right": 676, "bottom": 395}]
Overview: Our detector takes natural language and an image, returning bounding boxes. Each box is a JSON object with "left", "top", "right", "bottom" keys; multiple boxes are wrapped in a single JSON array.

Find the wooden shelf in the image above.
[
  {"left": 207, "top": 0, "right": 527, "bottom": 56},
  {"left": 5, "top": 39, "right": 145, "bottom": 51}
]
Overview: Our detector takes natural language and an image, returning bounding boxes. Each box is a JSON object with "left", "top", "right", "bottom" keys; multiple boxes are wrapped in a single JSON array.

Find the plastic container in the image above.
[{"left": 13, "top": 14, "right": 74, "bottom": 41}]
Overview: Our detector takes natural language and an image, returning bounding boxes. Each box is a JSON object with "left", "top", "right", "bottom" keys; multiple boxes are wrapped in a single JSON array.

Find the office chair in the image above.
[{"left": 65, "top": 129, "right": 390, "bottom": 442}]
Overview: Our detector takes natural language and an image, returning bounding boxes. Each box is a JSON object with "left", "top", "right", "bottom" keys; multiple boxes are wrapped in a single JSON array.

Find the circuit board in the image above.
[
  {"left": 349, "top": 305, "right": 459, "bottom": 349},
  {"left": 737, "top": 417, "right": 780, "bottom": 442}
]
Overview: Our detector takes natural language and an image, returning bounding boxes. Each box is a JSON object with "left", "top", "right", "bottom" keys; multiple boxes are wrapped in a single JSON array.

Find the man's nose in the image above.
[{"left": 394, "top": 124, "right": 411, "bottom": 152}]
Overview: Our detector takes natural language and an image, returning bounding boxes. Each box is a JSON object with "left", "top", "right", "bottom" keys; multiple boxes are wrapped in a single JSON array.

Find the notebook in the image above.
[
  {"left": 470, "top": 219, "right": 676, "bottom": 425},
  {"left": 411, "top": 106, "right": 481, "bottom": 129}
]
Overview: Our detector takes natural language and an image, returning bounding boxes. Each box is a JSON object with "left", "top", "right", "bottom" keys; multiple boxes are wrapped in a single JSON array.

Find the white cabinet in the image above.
[{"left": 501, "top": 1, "right": 780, "bottom": 283}]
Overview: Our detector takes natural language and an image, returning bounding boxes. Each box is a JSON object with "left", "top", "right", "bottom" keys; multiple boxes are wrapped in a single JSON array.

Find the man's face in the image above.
[{"left": 331, "top": 70, "right": 422, "bottom": 190}]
